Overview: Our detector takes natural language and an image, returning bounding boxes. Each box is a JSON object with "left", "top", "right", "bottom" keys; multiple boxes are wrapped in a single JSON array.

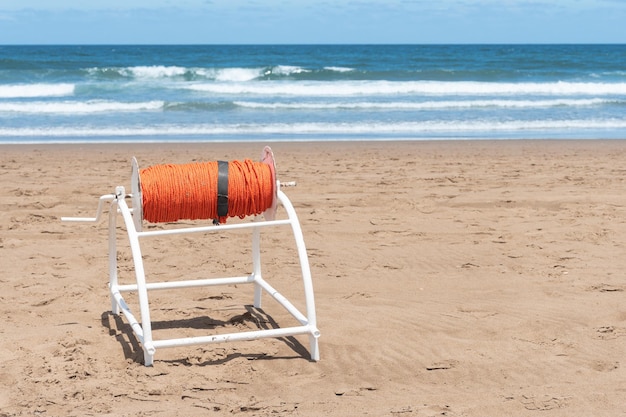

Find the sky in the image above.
[{"left": 0, "top": 0, "right": 625, "bottom": 44}]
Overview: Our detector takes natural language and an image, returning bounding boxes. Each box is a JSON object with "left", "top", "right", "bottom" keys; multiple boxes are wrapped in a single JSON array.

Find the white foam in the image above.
[
  {"left": 324, "top": 66, "right": 355, "bottom": 73},
  {"left": 0, "top": 100, "right": 164, "bottom": 114},
  {"left": 213, "top": 67, "right": 265, "bottom": 82},
  {"left": 187, "top": 80, "right": 626, "bottom": 97},
  {"left": 2, "top": 119, "right": 626, "bottom": 138},
  {"left": 271, "top": 65, "right": 310, "bottom": 76},
  {"left": 234, "top": 98, "right": 612, "bottom": 110},
  {"left": 92, "top": 65, "right": 357, "bottom": 82},
  {"left": 0, "top": 83, "right": 75, "bottom": 98},
  {"left": 92, "top": 65, "right": 266, "bottom": 82},
  {"left": 124, "top": 66, "right": 188, "bottom": 78}
]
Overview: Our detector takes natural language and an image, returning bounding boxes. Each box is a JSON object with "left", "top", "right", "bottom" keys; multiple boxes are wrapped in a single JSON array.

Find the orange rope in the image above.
[{"left": 140, "top": 159, "right": 275, "bottom": 224}]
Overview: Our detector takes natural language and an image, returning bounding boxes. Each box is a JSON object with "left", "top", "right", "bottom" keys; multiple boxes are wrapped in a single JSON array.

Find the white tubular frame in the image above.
[{"left": 65, "top": 184, "right": 320, "bottom": 366}]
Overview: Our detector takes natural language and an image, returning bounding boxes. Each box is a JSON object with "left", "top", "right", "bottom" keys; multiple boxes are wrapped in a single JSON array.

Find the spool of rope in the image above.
[{"left": 134, "top": 147, "right": 277, "bottom": 225}]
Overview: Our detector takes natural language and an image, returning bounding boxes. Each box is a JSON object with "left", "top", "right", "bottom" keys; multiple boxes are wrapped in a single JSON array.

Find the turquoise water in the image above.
[{"left": 1, "top": 44, "right": 626, "bottom": 143}]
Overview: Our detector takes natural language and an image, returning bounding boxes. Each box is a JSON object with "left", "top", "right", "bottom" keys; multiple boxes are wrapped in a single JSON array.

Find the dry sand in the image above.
[{"left": 2, "top": 140, "right": 626, "bottom": 416}]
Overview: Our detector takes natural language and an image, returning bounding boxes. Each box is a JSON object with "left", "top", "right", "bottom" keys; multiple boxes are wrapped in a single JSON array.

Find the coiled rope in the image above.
[{"left": 139, "top": 159, "right": 275, "bottom": 224}]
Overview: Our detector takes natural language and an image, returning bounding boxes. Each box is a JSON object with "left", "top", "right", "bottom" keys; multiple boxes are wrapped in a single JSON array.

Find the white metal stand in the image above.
[{"left": 62, "top": 159, "right": 320, "bottom": 366}]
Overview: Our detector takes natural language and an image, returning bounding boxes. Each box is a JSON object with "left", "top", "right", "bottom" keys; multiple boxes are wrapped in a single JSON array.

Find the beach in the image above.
[{"left": 2, "top": 139, "right": 626, "bottom": 416}]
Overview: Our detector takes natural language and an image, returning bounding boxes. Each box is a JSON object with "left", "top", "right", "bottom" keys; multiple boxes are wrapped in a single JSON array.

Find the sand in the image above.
[{"left": 2, "top": 140, "right": 626, "bottom": 416}]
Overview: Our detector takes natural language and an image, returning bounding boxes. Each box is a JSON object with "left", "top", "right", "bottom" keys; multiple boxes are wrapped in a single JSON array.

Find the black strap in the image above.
[{"left": 217, "top": 160, "right": 229, "bottom": 218}]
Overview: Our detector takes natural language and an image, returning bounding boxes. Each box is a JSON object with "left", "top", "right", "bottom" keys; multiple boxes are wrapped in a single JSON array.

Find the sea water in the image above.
[{"left": 1, "top": 44, "right": 625, "bottom": 143}]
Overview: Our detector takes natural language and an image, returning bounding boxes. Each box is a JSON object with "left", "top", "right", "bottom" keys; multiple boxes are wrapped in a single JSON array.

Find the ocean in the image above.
[{"left": 1, "top": 44, "right": 625, "bottom": 143}]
